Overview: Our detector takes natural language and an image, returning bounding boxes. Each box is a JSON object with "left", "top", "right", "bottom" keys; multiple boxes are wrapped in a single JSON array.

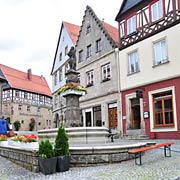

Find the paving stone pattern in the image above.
[{"left": 0, "top": 139, "right": 180, "bottom": 180}]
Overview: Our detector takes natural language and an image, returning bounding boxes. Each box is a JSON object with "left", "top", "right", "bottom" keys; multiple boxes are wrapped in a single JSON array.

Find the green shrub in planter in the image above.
[
  {"left": 54, "top": 125, "right": 70, "bottom": 172},
  {"left": 38, "top": 139, "right": 57, "bottom": 175}
]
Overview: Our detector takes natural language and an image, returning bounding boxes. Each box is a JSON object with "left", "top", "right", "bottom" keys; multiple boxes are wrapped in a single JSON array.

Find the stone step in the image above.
[{"left": 123, "top": 134, "right": 150, "bottom": 140}]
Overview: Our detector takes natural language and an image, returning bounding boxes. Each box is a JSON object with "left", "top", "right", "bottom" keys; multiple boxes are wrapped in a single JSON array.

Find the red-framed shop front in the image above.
[{"left": 121, "top": 77, "right": 180, "bottom": 139}]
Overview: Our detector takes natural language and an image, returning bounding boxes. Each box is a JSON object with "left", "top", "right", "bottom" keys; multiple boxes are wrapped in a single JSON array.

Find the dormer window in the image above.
[
  {"left": 150, "top": 0, "right": 164, "bottom": 23},
  {"left": 126, "top": 14, "right": 137, "bottom": 35}
]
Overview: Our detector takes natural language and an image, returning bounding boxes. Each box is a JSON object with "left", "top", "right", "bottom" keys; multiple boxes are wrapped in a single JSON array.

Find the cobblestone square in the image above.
[{"left": 0, "top": 139, "right": 180, "bottom": 180}]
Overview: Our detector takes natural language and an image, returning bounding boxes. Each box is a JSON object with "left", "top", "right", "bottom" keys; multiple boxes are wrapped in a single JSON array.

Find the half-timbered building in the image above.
[
  {"left": 116, "top": 0, "right": 180, "bottom": 139},
  {"left": 0, "top": 64, "right": 52, "bottom": 131}
]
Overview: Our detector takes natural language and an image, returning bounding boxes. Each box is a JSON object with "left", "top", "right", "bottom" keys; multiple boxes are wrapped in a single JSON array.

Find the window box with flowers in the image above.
[
  {"left": 9, "top": 134, "right": 38, "bottom": 149},
  {"left": 58, "top": 82, "right": 87, "bottom": 97},
  {"left": 0, "top": 135, "right": 8, "bottom": 147}
]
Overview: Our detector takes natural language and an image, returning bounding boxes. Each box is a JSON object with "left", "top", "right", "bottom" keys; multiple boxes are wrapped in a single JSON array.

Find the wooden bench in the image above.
[{"left": 128, "top": 141, "right": 174, "bottom": 165}]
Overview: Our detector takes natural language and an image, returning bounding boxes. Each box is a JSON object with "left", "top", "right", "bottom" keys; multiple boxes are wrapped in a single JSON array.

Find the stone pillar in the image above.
[
  {"left": 62, "top": 70, "right": 84, "bottom": 128},
  {"left": 64, "top": 94, "right": 82, "bottom": 127}
]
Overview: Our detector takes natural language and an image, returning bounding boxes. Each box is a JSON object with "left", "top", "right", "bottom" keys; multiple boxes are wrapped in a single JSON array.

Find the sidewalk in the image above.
[{"left": 0, "top": 139, "right": 180, "bottom": 180}]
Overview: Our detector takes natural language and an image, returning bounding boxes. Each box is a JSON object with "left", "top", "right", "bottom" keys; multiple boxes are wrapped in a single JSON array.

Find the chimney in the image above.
[{"left": 27, "top": 69, "right": 32, "bottom": 81}]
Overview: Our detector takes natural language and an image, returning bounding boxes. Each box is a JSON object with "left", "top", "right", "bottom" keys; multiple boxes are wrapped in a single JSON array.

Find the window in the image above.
[
  {"left": 102, "top": 63, "right": 111, "bottom": 81},
  {"left": 153, "top": 91, "right": 174, "bottom": 127},
  {"left": 59, "top": 52, "right": 62, "bottom": 61},
  {"left": 153, "top": 39, "right": 167, "bottom": 65},
  {"left": 18, "top": 105, "right": 22, "bottom": 111},
  {"left": 54, "top": 72, "right": 57, "bottom": 86},
  {"left": 86, "top": 25, "right": 91, "bottom": 34},
  {"left": 128, "top": 51, "right": 139, "bottom": 74},
  {"left": 87, "top": 45, "right": 92, "bottom": 58},
  {"left": 15, "top": 90, "right": 19, "bottom": 98},
  {"left": 150, "top": 0, "right": 164, "bottom": 22},
  {"left": 126, "top": 15, "right": 137, "bottom": 35},
  {"left": 96, "top": 39, "right": 102, "bottom": 52},
  {"left": 86, "top": 70, "right": 93, "bottom": 87},
  {"left": 65, "top": 46, "right": 68, "bottom": 55},
  {"left": 24, "top": 92, "right": 28, "bottom": 99},
  {"left": 59, "top": 68, "right": 62, "bottom": 82},
  {"left": 79, "top": 50, "right": 84, "bottom": 62},
  {"left": 37, "top": 107, "right": 41, "bottom": 112},
  {"left": 39, "top": 95, "right": 44, "bottom": 102},
  {"left": 27, "top": 105, "right": 31, "bottom": 112}
]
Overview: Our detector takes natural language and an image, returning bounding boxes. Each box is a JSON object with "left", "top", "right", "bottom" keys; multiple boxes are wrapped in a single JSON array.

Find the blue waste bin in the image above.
[{"left": 0, "top": 119, "right": 7, "bottom": 134}]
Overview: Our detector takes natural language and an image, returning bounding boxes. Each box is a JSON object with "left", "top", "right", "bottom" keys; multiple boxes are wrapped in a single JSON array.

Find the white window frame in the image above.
[
  {"left": 150, "top": 0, "right": 163, "bottom": 22},
  {"left": 96, "top": 39, "right": 102, "bottom": 52},
  {"left": 153, "top": 39, "right": 168, "bottom": 65},
  {"left": 127, "top": 15, "right": 137, "bottom": 35},
  {"left": 86, "top": 70, "right": 94, "bottom": 86},
  {"left": 102, "top": 63, "right": 111, "bottom": 81},
  {"left": 79, "top": 50, "right": 84, "bottom": 62},
  {"left": 128, "top": 50, "right": 139, "bottom": 74},
  {"left": 148, "top": 86, "right": 177, "bottom": 132}
]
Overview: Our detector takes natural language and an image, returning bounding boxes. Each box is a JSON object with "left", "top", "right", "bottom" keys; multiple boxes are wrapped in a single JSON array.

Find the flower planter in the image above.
[
  {"left": 8, "top": 140, "right": 38, "bottom": 149},
  {"left": 60, "top": 89, "right": 85, "bottom": 97},
  {"left": 0, "top": 141, "right": 8, "bottom": 147},
  {"left": 39, "top": 157, "right": 57, "bottom": 175},
  {"left": 56, "top": 155, "right": 70, "bottom": 172}
]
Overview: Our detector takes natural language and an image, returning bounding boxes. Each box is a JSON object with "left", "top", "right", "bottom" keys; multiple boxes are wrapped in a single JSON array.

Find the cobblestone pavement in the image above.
[{"left": 0, "top": 139, "right": 180, "bottom": 180}]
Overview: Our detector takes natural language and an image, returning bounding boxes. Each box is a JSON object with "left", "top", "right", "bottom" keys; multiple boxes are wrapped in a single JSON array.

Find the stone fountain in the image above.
[{"left": 38, "top": 47, "right": 109, "bottom": 145}]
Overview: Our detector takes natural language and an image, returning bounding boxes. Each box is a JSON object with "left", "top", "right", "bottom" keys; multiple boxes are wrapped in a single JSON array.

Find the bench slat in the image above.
[{"left": 128, "top": 142, "right": 174, "bottom": 154}]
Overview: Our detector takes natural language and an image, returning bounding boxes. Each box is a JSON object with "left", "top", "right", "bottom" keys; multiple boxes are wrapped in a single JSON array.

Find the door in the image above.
[
  {"left": 131, "top": 105, "right": 141, "bottom": 129},
  {"left": 108, "top": 107, "right": 117, "bottom": 129}
]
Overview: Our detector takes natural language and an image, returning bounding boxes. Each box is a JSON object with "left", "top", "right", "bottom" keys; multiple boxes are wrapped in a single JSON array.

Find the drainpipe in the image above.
[{"left": 115, "top": 48, "right": 123, "bottom": 138}]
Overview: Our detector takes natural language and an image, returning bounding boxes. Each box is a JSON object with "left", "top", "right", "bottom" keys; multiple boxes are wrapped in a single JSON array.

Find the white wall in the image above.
[{"left": 119, "top": 24, "right": 180, "bottom": 91}]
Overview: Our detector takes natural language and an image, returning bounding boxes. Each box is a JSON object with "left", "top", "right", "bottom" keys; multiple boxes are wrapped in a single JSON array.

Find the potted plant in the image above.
[
  {"left": 54, "top": 125, "right": 70, "bottom": 172},
  {"left": 38, "top": 139, "right": 57, "bottom": 175},
  {"left": 13, "top": 120, "right": 21, "bottom": 131}
]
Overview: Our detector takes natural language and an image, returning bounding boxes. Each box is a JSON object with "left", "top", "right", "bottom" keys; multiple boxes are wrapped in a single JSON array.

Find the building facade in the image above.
[
  {"left": 51, "top": 21, "right": 80, "bottom": 128},
  {"left": 116, "top": 0, "right": 180, "bottom": 139},
  {"left": 76, "top": 6, "right": 121, "bottom": 131},
  {"left": 0, "top": 64, "right": 52, "bottom": 131}
]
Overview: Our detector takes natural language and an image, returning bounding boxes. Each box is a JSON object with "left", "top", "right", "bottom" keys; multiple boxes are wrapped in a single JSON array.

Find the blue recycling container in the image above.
[{"left": 0, "top": 119, "right": 7, "bottom": 134}]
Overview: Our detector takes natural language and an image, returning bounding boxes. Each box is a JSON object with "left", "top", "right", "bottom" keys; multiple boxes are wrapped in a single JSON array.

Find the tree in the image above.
[{"left": 54, "top": 125, "right": 69, "bottom": 156}]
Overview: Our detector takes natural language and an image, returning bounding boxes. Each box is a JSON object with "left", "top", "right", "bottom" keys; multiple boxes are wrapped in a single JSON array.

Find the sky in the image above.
[{"left": 0, "top": 0, "right": 123, "bottom": 90}]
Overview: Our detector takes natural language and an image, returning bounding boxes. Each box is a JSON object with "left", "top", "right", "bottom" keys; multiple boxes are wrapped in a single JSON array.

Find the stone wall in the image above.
[
  {"left": 0, "top": 146, "right": 39, "bottom": 172},
  {"left": 0, "top": 142, "right": 147, "bottom": 172}
]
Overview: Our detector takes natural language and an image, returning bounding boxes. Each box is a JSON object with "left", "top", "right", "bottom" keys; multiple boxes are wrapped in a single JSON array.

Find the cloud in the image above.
[
  {"left": 0, "top": 0, "right": 122, "bottom": 90},
  {"left": 0, "top": 37, "right": 22, "bottom": 51}
]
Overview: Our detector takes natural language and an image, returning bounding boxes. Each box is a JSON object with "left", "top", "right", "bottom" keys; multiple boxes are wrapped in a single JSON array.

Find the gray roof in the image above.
[{"left": 116, "top": 0, "right": 144, "bottom": 20}]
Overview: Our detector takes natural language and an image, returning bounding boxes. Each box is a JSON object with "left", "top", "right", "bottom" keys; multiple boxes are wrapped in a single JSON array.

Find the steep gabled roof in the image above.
[
  {"left": 64, "top": 21, "right": 80, "bottom": 44},
  {"left": 51, "top": 21, "right": 80, "bottom": 75},
  {"left": 0, "top": 64, "right": 52, "bottom": 97},
  {"left": 76, "top": 5, "right": 119, "bottom": 48},
  {"left": 102, "top": 21, "right": 119, "bottom": 46},
  {"left": 115, "top": 0, "right": 144, "bottom": 20}
]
